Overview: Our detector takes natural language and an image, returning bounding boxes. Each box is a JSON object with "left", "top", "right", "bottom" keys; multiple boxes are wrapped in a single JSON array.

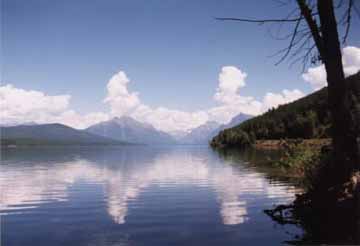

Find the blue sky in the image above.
[{"left": 2, "top": 0, "right": 360, "bottom": 132}]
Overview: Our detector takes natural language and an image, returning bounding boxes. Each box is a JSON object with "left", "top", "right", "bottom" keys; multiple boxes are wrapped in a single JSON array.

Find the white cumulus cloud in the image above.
[
  {"left": 104, "top": 67, "right": 265, "bottom": 132},
  {"left": 208, "top": 97, "right": 263, "bottom": 123},
  {"left": 0, "top": 84, "right": 70, "bottom": 125},
  {"left": 105, "top": 67, "right": 304, "bottom": 132},
  {"left": 1, "top": 65, "right": 308, "bottom": 132},
  {"left": 303, "top": 46, "right": 360, "bottom": 91},
  {"left": 343, "top": 46, "right": 360, "bottom": 75},
  {"left": 262, "top": 89, "right": 305, "bottom": 111},
  {"left": 209, "top": 66, "right": 263, "bottom": 123},
  {"left": 0, "top": 84, "right": 107, "bottom": 128},
  {"left": 214, "top": 66, "right": 247, "bottom": 104},
  {"left": 104, "top": 71, "right": 141, "bottom": 116},
  {"left": 131, "top": 105, "right": 209, "bottom": 133},
  {"left": 102, "top": 71, "right": 210, "bottom": 132},
  {"left": 55, "top": 111, "right": 109, "bottom": 129}
]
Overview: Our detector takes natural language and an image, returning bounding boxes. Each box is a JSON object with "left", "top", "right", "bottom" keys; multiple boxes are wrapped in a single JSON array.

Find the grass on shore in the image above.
[{"left": 258, "top": 139, "right": 330, "bottom": 190}]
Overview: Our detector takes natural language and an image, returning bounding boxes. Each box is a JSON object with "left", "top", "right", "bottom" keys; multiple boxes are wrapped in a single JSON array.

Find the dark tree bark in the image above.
[
  {"left": 297, "top": 0, "right": 360, "bottom": 182},
  {"left": 318, "top": 0, "right": 359, "bottom": 176}
]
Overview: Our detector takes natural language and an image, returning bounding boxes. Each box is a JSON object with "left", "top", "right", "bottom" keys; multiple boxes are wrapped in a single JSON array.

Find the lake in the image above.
[{"left": 0, "top": 146, "right": 303, "bottom": 245}]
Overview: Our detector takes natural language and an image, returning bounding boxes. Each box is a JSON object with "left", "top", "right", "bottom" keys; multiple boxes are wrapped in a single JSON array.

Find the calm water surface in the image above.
[{"left": 1, "top": 146, "right": 302, "bottom": 245}]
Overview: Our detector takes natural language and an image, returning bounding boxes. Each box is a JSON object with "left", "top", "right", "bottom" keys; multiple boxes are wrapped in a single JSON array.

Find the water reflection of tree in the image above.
[{"left": 213, "top": 147, "right": 300, "bottom": 185}]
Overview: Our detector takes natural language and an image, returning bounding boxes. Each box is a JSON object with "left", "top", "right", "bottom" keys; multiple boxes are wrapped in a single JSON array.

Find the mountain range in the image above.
[
  {"left": 0, "top": 113, "right": 253, "bottom": 146},
  {"left": 85, "top": 116, "right": 176, "bottom": 144},
  {"left": 179, "top": 121, "right": 221, "bottom": 144},
  {"left": 177, "top": 113, "right": 252, "bottom": 144},
  {"left": 1, "top": 123, "right": 125, "bottom": 146}
]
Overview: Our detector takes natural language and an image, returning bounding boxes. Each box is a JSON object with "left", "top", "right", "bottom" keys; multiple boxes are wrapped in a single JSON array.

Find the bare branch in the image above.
[
  {"left": 302, "top": 44, "right": 317, "bottom": 72},
  {"left": 275, "top": 16, "right": 303, "bottom": 65},
  {"left": 266, "top": 7, "right": 300, "bottom": 41},
  {"left": 215, "top": 17, "right": 303, "bottom": 24},
  {"left": 216, "top": 0, "right": 357, "bottom": 70},
  {"left": 337, "top": 0, "right": 346, "bottom": 9},
  {"left": 290, "top": 33, "right": 313, "bottom": 59},
  {"left": 272, "top": 0, "right": 291, "bottom": 7},
  {"left": 342, "top": 0, "right": 353, "bottom": 43},
  {"left": 296, "top": 0, "right": 325, "bottom": 59}
]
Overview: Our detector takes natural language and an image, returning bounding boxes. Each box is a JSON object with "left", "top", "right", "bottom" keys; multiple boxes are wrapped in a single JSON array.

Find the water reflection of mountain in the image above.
[
  {"left": 1, "top": 146, "right": 160, "bottom": 167},
  {"left": 1, "top": 146, "right": 296, "bottom": 226}
]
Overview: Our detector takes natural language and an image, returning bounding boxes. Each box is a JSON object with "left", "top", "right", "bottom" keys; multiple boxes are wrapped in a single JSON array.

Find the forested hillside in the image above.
[{"left": 211, "top": 72, "right": 360, "bottom": 148}]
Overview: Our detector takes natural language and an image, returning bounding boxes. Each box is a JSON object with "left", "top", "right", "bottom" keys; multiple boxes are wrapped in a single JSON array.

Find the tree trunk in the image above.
[
  {"left": 318, "top": 0, "right": 360, "bottom": 242},
  {"left": 283, "top": 1, "right": 360, "bottom": 242},
  {"left": 317, "top": 0, "right": 360, "bottom": 181}
]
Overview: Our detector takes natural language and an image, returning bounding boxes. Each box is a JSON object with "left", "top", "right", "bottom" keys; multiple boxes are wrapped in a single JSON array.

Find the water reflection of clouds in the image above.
[
  {"left": 0, "top": 147, "right": 296, "bottom": 225},
  {"left": 0, "top": 161, "right": 104, "bottom": 213}
]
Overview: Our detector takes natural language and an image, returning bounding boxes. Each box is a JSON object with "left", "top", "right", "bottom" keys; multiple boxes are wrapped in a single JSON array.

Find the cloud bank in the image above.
[
  {"left": 13, "top": 43, "right": 360, "bottom": 132},
  {"left": 0, "top": 84, "right": 108, "bottom": 129},
  {"left": 0, "top": 66, "right": 306, "bottom": 132},
  {"left": 302, "top": 46, "right": 360, "bottom": 91},
  {"left": 262, "top": 89, "right": 305, "bottom": 111},
  {"left": 100, "top": 66, "right": 303, "bottom": 132}
]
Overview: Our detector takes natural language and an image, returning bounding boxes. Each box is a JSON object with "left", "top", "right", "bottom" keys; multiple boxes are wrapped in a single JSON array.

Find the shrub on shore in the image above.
[{"left": 210, "top": 129, "right": 254, "bottom": 149}]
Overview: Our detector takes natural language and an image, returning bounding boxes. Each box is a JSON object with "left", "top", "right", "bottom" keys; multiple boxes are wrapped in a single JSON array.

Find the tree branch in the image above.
[
  {"left": 215, "top": 17, "right": 303, "bottom": 24},
  {"left": 342, "top": 0, "right": 353, "bottom": 43},
  {"left": 296, "top": 0, "right": 325, "bottom": 60},
  {"left": 275, "top": 15, "right": 303, "bottom": 65}
]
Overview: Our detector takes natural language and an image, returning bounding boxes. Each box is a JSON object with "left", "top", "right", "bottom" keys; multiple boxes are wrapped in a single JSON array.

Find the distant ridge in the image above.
[
  {"left": 86, "top": 116, "right": 176, "bottom": 144},
  {"left": 179, "top": 121, "right": 220, "bottom": 144},
  {"left": 216, "top": 113, "right": 252, "bottom": 132},
  {"left": 178, "top": 113, "right": 252, "bottom": 144},
  {"left": 1, "top": 123, "right": 126, "bottom": 146}
]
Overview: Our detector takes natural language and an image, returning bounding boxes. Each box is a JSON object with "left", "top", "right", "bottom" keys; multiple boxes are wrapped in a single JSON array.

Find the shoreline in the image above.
[{"left": 255, "top": 138, "right": 331, "bottom": 150}]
